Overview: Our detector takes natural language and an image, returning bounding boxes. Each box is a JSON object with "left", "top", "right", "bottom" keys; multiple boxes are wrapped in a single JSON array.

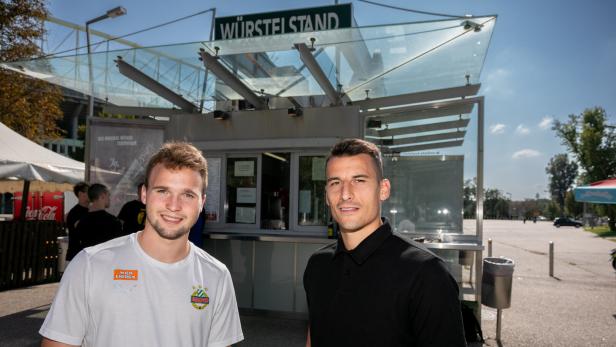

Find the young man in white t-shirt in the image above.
[{"left": 40, "top": 142, "right": 244, "bottom": 347}]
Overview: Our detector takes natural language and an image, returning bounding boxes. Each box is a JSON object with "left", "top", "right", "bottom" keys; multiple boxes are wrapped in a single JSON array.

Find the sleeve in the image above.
[
  {"left": 207, "top": 268, "right": 244, "bottom": 347},
  {"left": 409, "top": 258, "right": 467, "bottom": 347},
  {"left": 39, "top": 250, "right": 90, "bottom": 346}
]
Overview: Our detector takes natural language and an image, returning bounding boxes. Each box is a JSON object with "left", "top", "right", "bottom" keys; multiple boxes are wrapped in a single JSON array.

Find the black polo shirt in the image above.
[{"left": 304, "top": 221, "right": 466, "bottom": 347}]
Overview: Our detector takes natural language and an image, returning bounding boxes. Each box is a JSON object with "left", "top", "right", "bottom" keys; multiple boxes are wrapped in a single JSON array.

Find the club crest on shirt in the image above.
[{"left": 190, "top": 285, "right": 209, "bottom": 310}]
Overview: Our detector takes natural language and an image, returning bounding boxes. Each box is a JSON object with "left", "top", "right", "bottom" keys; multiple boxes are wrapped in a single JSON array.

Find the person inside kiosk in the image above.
[{"left": 303, "top": 138, "right": 466, "bottom": 347}]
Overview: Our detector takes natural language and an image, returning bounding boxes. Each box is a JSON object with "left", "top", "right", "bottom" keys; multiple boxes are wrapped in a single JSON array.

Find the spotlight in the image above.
[
  {"left": 213, "top": 110, "right": 230, "bottom": 120},
  {"left": 288, "top": 107, "right": 303, "bottom": 117}
]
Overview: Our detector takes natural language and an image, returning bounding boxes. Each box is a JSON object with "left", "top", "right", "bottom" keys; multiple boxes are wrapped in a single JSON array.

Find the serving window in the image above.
[
  {"left": 225, "top": 157, "right": 258, "bottom": 224},
  {"left": 297, "top": 155, "right": 328, "bottom": 227}
]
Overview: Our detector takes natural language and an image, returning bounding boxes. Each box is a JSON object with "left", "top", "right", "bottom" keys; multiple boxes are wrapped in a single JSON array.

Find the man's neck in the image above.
[
  {"left": 138, "top": 227, "right": 190, "bottom": 263},
  {"left": 78, "top": 201, "right": 89, "bottom": 208},
  {"left": 339, "top": 218, "right": 383, "bottom": 251},
  {"left": 89, "top": 202, "right": 105, "bottom": 212}
]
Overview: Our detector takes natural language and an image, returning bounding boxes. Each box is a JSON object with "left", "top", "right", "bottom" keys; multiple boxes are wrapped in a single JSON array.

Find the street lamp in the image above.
[{"left": 84, "top": 6, "right": 127, "bottom": 182}]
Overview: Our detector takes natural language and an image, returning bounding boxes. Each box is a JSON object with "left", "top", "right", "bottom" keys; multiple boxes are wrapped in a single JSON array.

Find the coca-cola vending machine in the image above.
[{"left": 13, "top": 191, "right": 64, "bottom": 222}]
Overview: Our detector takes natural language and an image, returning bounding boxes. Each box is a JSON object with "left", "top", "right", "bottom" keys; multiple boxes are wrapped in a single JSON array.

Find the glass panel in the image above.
[
  {"left": 226, "top": 157, "right": 257, "bottom": 224},
  {"left": 260, "top": 152, "right": 290, "bottom": 230},
  {"left": 298, "top": 155, "right": 328, "bottom": 226},
  {"left": 4, "top": 16, "right": 495, "bottom": 109},
  {"left": 382, "top": 156, "right": 464, "bottom": 236}
]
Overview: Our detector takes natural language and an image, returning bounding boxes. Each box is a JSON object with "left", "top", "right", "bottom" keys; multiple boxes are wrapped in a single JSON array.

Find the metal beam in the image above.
[
  {"left": 198, "top": 49, "right": 267, "bottom": 110},
  {"left": 387, "top": 140, "right": 464, "bottom": 153},
  {"left": 294, "top": 43, "right": 341, "bottom": 106},
  {"left": 115, "top": 57, "right": 197, "bottom": 113},
  {"left": 354, "top": 84, "right": 481, "bottom": 110},
  {"left": 380, "top": 131, "right": 466, "bottom": 146},
  {"left": 378, "top": 118, "right": 470, "bottom": 137},
  {"left": 103, "top": 105, "right": 187, "bottom": 117},
  {"left": 366, "top": 103, "right": 474, "bottom": 124}
]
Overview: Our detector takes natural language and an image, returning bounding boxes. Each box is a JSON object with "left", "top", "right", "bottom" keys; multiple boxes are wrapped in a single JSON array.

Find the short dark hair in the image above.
[
  {"left": 326, "top": 138, "right": 384, "bottom": 180},
  {"left": 144, "top": 142, "right": 208, "bottom": 194},
  {"left": 73, "top": 182, "right": 89, "bottom": 197},
  {"left": 87, "top": 183, "right": 108, "bottom": 202}
]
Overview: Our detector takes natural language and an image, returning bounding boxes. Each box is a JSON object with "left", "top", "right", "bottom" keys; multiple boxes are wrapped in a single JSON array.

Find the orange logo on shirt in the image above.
[{"left": 113, "top": 269, "right": 139, "bottom": 281}]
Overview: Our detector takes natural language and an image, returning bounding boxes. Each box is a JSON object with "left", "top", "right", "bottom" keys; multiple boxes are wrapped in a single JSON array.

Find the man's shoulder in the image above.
[
  {"left": 83, "top": 234, "right": 133, "bottom": 256},
  {"left": 306, "top": 241, "right": 337, "bottom": 266},
  {"left": 387, "top": 233, "right": 444, "bottom": 265},
  {"left": 192, "top": 246, "right": 231, "bottom": 277}
]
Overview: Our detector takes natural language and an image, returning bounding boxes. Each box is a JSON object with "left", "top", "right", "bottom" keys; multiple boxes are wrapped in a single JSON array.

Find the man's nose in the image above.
[
  {"left": 165, "top": 194, "right": 182, "bottom": 211},
  {"left": 341, "top": 181, "right": 353, "bottom": 201}
]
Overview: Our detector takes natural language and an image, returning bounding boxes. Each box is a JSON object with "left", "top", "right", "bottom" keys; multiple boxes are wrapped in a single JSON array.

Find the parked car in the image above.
[{"left": 553, "top": 217, "right": 583, "bottom": 228}]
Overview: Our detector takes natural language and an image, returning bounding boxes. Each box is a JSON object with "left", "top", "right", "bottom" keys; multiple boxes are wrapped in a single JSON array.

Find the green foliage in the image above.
[
  {"left": 0, "top": 0, "right": 63, "bottom": 141},
  {"left": 553, "top": 107, "right": 616, "bottom": 231},
  {"left": 564, "top": 190, "right": 583, "bottom": 218},
  {"left": 545, "top": 153, "right": 577, "bottom": 215}
]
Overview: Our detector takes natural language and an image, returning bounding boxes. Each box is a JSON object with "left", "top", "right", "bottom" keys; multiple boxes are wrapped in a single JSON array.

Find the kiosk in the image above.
[{"left": 2, "top": 4, "right": 496, "bottom": 317}]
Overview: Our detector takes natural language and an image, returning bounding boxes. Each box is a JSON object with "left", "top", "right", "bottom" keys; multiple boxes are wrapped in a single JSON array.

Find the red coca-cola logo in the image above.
[{"left": 38, "top": 206, "right": 58, "bottom": 221}]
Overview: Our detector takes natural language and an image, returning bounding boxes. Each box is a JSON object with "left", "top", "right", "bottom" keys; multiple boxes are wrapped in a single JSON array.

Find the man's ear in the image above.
[
  {"left": 140, "top": 185, "right": 147, "bottom": 204},
  {"left": 379, "top": 178, "right": 391, "bottom": 202},
  {"left": 201, "top": 194, "right": 207, "bottom": 209}
]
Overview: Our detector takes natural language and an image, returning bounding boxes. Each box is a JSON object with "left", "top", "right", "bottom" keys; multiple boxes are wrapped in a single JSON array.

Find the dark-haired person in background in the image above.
[
  {"left": 65, "top": 182, "right": 89, "bottom": 262},
  {"left": 304, "top": 138, "right": 466, "bottom": 347},
  {"left": 117, "top": 182, "right": 146, "bottom": 236},
  {"left": 66, "top": 183, "right": 122, "bottom": 260}
]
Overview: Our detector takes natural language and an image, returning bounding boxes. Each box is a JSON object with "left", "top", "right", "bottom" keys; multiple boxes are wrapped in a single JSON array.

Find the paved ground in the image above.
[{"left": 1, "top": 220, "right": 615, "bottom": 346}]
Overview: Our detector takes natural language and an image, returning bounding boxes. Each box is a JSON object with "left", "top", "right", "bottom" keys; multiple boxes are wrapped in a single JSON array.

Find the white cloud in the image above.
[
  {"left": 489, "top": 123, "right": 506, "bottom": 134},
  {"left": 482, "top": 68, "right": 514, "bottom": 97},
  {"left": 538, "top": 116, "right": 553, "bottom": 130},
  {"left": 515, "top": 124, "right": 530, "bottom": 135},
  {"left": 512, "top": 149, "right": 541, "bottom": 159}
]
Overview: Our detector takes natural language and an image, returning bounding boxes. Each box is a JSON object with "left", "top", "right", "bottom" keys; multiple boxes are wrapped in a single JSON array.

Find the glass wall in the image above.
[
  {"left": 298, "top": 155, "right": 328, "bottom": 226},
  {"left": 382, "top": 156, "right": 464, "bottom": 236}
]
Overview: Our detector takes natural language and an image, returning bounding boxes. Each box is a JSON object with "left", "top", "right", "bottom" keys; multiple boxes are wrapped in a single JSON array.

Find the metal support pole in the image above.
[
  {"left": 496, "top": 308, "right": 502, "bottom": 340},
  {"left": 549, "top": 241, "right": 554, "bottom": 277},
  {"left": 488, "top": 238, "right": 492, "bottom": 257},
  {"left": 84, "top": 23, "right": 94, "bottom": 183}
]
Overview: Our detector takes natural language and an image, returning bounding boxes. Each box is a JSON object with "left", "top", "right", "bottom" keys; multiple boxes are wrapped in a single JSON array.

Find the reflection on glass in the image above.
[
  {"left": 226, "top": 157, "right": 257, "bottom": 224},
  {"left": 298, "top": 156, "right": 328, "bottom": 226},
  {"left": 382, "top": 156, "right": 464, "bottom": 235},
  {"left": 260, "top": 153, "right": 290, "bottom": 230}
]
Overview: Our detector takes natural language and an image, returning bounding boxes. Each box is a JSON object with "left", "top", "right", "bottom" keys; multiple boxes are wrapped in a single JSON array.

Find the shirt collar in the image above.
[{"left": 334, "top": 219, "right": 393, "bottom": 265}]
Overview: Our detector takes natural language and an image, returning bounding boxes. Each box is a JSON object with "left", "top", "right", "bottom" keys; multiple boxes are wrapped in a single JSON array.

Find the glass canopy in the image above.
[{"left": 0, "top": 16, "right": 495, "bottom": 111}]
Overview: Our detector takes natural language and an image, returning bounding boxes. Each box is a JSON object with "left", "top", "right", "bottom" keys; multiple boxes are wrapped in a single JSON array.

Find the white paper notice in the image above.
[
  {"left": 235, "top": 207, "right": 256, "bottom": 224},
  {"left": 237, "top": 187, "right": 257, "bottom": 204},
  {"left": 234, "top": 161, "right": 255, "bottom": 177}
]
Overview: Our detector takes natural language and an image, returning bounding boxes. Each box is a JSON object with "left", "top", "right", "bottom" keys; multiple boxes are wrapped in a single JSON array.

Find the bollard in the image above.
[
  {"left": 549, "top": 241, "right": 554, "bottom": 277},
  {"left": 488, "top": 238, "right": 492, "bottom": 257}
]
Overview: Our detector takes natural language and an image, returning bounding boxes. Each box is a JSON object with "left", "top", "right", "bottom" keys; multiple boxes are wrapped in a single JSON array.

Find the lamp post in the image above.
[{"left": 84, "top": 6, "right": 127, "bottom": 182}]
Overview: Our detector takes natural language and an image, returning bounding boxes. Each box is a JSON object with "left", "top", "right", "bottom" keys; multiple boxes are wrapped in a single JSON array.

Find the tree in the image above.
[
  {"left": 545, "top": 153, "right": 577, "bottom": 216},
  {"left": 463, "top": 178, "right": 476, "bottom": 218},
  {"left": 553, "top": 107, "right": 616, "bottom": 230},
  {"left": 564, "top": 190, "right": 583, "bottom": 218},
  {"left": 0, "top": 0, "right": 64, "bottom": 141},
  {"left": 484, "top": 188, "right": 510, "bottom": 219}
]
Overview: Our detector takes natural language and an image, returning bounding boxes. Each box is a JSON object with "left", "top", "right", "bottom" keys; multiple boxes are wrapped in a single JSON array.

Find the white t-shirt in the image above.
[{"left": 40, "top": 233, "right": 244, "bottom": 347}]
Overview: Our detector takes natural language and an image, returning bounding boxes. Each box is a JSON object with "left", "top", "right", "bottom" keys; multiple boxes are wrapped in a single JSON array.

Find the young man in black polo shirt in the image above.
[{"left": 303, "top": 138, "right": 466, "bottom": 347}]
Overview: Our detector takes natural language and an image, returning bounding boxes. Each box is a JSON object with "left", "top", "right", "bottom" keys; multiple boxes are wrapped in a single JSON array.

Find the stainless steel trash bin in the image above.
[
  {"left": 481, "top": 257, "right": 514, "bottom": 309},
  {"left": 57, "top": 236, "right": 68, "bottom": 273}
]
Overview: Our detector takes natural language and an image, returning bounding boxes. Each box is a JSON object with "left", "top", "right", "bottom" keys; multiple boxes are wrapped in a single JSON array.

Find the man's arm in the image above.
[{"left": 41, "top": 336, "right": 79, "bottom": 347}]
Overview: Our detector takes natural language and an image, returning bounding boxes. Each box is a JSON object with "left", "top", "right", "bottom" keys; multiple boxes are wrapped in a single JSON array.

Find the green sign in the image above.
[{"left": 214, "top": 4, "right": 353, "bottom": 40}]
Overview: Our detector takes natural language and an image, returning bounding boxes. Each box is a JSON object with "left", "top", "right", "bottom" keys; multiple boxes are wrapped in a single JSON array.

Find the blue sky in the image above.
[{"left": 46, "top": 0, "right": 616, "bottom": 200}]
